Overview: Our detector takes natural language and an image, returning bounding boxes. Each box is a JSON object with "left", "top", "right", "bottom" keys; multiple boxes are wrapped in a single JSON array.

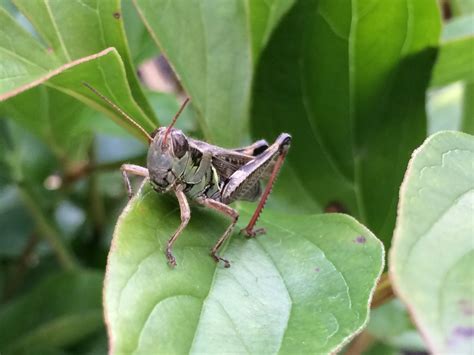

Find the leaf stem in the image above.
[
  {"left": 17, "top": 183, "right": 78, "bottom": 270},
  {"left": 62, "top": 154, "right": 145, "bottom": 186},
  {"left": 87, "top": 141, "right": 106, "bottom": 244},
  {"left": 345, "top": 330, "right": 375, "bottom": 355},
  {"left": 2, "top": 233, "right": 39, "bottom": 301},
  {"left": 371, "top": 272, "right": 395, "bottom": 308}
]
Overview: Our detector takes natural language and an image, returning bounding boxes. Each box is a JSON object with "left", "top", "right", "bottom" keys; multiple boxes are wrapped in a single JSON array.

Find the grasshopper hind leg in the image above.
[
  {"left": 242, "top": 134, "right": 291, "bottom": 237},
  {"left": 220, "top": 134, "right": 291, "bottom": 238}
]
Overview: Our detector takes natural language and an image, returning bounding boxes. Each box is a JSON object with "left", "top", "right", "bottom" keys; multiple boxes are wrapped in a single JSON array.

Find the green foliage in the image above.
[
  {"left": 0, "top": 271, "right": 103, "bottom": 353},
  {"left": 105, "top": 184, "right": 383, "bottom": 353},
  {"left": 134, "top": 0, "right": 294, "bottom": 146},
  {"left": 0, "top": 0, "right": 156, "bottom": 140},
  {"left": 0, "top": 0, "right": 472, "bottom": 354},
  {"left": 1, "top": 87, "right": 95, "bottom": 161},
  {"left": 451, "top": 0, "right": 474, "bottom": 15},
  {"left": 368, "top": 300, "right": 425, "bottom": 351},
  {"left": 427, "top": 10, "right": 474, "bottom": 135},
  {"left": 431, "top": 36, "right": 474, "bottom": 87},
  {"left": 390, "top": 131, "right": 474, "bottom": 354},
  {"left": 252, "top": 0, "right": 440, "bottom": 245}
]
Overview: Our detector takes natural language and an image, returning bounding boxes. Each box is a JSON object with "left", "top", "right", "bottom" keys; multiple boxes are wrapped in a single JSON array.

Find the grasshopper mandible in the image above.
[{"left": 84, "top": 83, "right": 291, "bottom": 268}]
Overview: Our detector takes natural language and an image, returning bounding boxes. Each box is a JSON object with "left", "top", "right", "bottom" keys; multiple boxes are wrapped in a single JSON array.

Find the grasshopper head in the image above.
[{"left": 147, "top": 127, "right": 190, "bottom": 192}]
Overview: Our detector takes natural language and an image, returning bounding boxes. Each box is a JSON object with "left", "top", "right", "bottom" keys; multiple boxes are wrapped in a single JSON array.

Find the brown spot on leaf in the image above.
[
  {"left": 448, "top": 326, "right": 474, "bottom": 348},
  {"left": 314, "top": 267, "right": 320, "bottom": 272},
  {"left": 113, "top": 11, "right": 121, "bottom": 19},
  {"left": 454, "top": 326, "right": 474, "bottom": 337},
  {"left": 353, "top": 236, "right": 366, "bottom": 244}
]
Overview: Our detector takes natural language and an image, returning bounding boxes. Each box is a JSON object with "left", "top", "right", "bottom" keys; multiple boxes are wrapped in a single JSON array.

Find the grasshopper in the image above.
[{"left": 84, "top": 83, "right": 291, "bottom": 268}]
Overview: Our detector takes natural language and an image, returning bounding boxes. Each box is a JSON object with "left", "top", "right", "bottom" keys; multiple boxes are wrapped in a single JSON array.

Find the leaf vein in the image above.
[
  {"left": 299, "top": 48, "right": 354, "bottom": 188},
  {"left": 214, "top": 299, "right": 252, "bottom": 354},
  {"left": 402, "top": 188, "right": 474, "bottom": 274},
  {"left": 133, "top": 294, "right": 201, "bottom": 355},
  {"left": 44, "top": 0, "right": 72, "bottom": 61}
]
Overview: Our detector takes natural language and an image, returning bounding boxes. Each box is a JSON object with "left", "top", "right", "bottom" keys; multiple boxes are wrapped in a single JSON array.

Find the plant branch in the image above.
[
  {"left": 345, "top": 330, "right": 375, "bottom": 355},
  {"left": 2, "top": 233, "right": 39, "bottom": 301},
  {"left": 87, "top": 140, "right": 106, "bottom": 244},
  {"left": 61, "top": 154, "right": 145, "bottom": 186},
  {"left": 17, "top": 183, "right": 78, "bottom": 270},
  {"left": 371, "top": 272, "right": 395, "bottom": 309}
]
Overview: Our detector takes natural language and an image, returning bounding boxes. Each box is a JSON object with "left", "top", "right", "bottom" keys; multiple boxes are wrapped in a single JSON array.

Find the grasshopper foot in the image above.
[
  {"left": 211, "top": 253, "right": 231, "bottom": 268},
  {"left": 165, "top": 248, "right": 177, "bottom": 268},
  {"left": 240, "top": 227, "right": 266, "bottom": 238}
]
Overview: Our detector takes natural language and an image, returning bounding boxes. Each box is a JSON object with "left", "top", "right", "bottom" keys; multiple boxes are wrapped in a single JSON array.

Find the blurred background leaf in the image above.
[
  {"left": 133, "top": 0, "right": 295, "bottom": 146},
  {"left": 0, "top": 270, "right": 103, "bottom": 353},
  {"left": 431, "top": 37, "right": 474, "bottom": 87},
  {"left": 451, "top": 0, "right": 474, "bottom": 15},
  {"left": 427, "top": 8, "right": 474, "bottom": 136},
  {"left": 367, "top": 300, "right": 426, "bottom": 352},
  {"left": 251, "top": 0, "right": 441, "bottom": 246},
  {"left": 121, "top": 0, "right": 158, "bottom": 66},
  {"left": 390, "top": 131, "right": 474, "bottom": 354}
]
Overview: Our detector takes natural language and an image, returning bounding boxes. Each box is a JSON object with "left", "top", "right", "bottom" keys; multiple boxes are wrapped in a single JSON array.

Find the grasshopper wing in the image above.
[
  {"left": 189, "top": 139, "right": 253, "bottom": 179},
  {"left": 188, "top": 139, "right": 266, "bottom": 202}
]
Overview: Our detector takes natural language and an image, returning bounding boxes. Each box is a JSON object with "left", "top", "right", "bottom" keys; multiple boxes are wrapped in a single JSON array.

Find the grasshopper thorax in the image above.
[{"left": 147, "top": 127, "right": 190, "bottom": 193}]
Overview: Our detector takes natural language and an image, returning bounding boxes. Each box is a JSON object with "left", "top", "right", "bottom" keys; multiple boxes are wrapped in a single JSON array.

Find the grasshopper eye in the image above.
[{"left": 172, "top": 133, "right": 189, "bottom": 159}]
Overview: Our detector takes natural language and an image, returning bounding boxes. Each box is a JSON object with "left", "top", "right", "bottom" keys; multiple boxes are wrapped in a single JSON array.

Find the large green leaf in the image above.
[
  {"left": 48, "top": 48, "right": 156, "bottom": 140},
  {"left": 11, "top": 0, "right": 155, "bottom": 119},
  {"left": 390, "top": 131, "right": 474, "bottom": 354},
  {"left": 133, "top": 0, "right": 295, "bottom": 146},
  {"left": 251, "top": 0, "right": 441, "bottom": 244},
  {"left": 0, "top": 270, "right": 104, "bottom": 353},
  {"left": 0, "top": 2, "right": 156, "bottom": 141},
  {"left": 105, "top": 183, "right": 384, "bottom": 354}
]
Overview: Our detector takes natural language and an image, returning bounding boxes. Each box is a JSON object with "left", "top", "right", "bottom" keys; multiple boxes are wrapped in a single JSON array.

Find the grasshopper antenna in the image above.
[
  {"left": 163, "top": 97, "right": 190, "bottom": 147},
  {"left": 82, "top": 82, "right": 153, "bottom": 144}
]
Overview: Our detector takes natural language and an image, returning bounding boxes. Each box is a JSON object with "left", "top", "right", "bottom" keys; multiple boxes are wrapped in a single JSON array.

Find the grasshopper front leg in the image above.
[
  {"left": 166, "top": 187, "right": 191, "bottom": 267},
  {"left": 195, "top": 197, "right": 239, "bottom": 268},
  {"left": 120, "top": 164, "right": 149, "bottom": 199},
  {"left": 221, "top": 133, "right": 291, "bottom": 237}
]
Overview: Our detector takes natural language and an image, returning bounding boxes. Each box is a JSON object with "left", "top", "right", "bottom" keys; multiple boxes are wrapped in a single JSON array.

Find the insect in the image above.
[{"left": 83, "top": 83, "right": 291, "bottom": 268}]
